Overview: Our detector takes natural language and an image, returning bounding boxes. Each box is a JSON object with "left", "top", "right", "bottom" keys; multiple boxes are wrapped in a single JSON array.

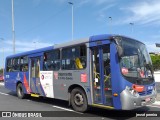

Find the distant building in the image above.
[
  {"left": 149, "top": 52, "right": 160, "bottom": 56},
  {"left": 156, "top": 43, "right": 160, "bottom": 47}
]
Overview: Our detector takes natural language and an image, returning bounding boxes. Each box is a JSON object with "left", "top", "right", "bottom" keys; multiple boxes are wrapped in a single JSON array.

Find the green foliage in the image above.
[
  {"left": 0, "top": 69, "right": 3, "bottom": 75},
  {"left": 150, "top": 55, "right": 160, "bottom": 71}
]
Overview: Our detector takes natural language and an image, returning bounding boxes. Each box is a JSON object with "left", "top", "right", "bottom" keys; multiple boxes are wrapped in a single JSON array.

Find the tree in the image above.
[
  {"left": 150, "top": 55, "right": 160, "bottom": 71},
  {"left": 0, "top": 68, "right": 3, "bottom": 75}
]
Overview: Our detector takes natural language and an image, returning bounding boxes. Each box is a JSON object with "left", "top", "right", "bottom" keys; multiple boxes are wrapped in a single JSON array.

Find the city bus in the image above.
[{"left": 4, "top": 34, "right": 157, "bottom": 112}]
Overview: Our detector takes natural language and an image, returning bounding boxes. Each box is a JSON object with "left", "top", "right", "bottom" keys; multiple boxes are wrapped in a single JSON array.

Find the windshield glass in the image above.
[{"left": 119, "top": 37, "right": 154, "bottom": 84}]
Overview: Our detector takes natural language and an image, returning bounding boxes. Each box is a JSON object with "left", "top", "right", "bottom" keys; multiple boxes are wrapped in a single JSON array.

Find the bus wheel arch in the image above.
[
  {"left": 68, "top": 85, "right": 88, "bottom": 112},
  {"left": 16, "top": 82, "right": 26, "bottom": 99}
]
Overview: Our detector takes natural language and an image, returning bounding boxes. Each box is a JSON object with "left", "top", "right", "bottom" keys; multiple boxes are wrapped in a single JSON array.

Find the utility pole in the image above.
[
  {"left": 12, "top": 0, "right": 16, "bottom": 54},
  {"left": 68, "top": 2, "right": 74, "bottom": 41}
]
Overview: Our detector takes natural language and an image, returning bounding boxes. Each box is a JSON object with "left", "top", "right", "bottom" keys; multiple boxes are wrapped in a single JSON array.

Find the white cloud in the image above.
[
  {"left": 3, "top": 39, "right": 52, "bottom": 53},
  {"left": 121, "top": 0, "right": 160, "bottom": 25},
  {"left": 99, "top": 4, "right": 116, "bottom": 13},
  {"left": 97, "top": 3, "right": 116, "bottom": 20},
  {"left": 76, "top": 0, "right": 115, "bottom": 7},
  {"left": 95, "top": 0, "right": 115, "bottom": 5},
  {"left": 76, "top": 0, "right": 90, "bottom": 7}
]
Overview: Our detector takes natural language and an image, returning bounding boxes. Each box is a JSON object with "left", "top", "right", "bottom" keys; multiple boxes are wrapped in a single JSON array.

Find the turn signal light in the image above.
[{"left": 113, "top": 93, "right": 118, "bottom": 97}]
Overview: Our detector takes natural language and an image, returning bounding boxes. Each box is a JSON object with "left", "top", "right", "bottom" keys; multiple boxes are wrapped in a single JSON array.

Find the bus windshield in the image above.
[{"left": 119, "top": 37, "right": 154, "bottom": 84}]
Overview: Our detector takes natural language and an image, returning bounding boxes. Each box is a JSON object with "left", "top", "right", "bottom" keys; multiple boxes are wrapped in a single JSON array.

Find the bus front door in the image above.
[{"left": 91, "top": 45, "right": 113, "bottom": 106}]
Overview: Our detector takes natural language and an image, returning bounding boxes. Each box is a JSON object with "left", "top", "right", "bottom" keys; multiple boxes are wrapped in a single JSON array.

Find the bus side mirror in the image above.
[{"left": 117, "top": 45, "right": 124, "bottom": 58}]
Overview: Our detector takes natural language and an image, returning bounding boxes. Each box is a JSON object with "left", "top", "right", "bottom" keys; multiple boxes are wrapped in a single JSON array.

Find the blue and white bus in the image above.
[{"left": 4, "top": 34, "right": 157, "bottom": 112}]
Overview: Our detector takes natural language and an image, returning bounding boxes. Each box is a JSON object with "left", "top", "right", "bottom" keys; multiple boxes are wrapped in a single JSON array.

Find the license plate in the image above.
[{"left": 145, "top": 97, "right": 150, "bottom": 102}]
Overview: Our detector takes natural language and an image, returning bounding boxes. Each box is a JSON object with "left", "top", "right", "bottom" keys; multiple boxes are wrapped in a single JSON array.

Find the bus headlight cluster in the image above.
[{"left": 126, "top": 86, "right": 139, "bottom": 97}]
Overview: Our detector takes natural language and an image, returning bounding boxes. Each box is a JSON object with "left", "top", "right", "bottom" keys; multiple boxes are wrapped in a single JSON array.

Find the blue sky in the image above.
[{"left": 0, "top": 0, "right": 160, "bottom": 68}]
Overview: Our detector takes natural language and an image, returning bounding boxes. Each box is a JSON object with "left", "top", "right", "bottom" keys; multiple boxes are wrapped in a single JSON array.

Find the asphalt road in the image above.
[{"left": 0, "top": 82, "right": 160, "bottom": 120}]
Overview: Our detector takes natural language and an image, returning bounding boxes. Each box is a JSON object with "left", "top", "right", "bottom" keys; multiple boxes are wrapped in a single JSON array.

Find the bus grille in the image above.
[
  {"left": 138, "top": 90, "right": 152, "bottom": 96},
  {"left": 146, "top": 90, "right": 152, "bottom": 95},
  {"left": 138, "top": 91, "right": 145, "bottom": 96}
]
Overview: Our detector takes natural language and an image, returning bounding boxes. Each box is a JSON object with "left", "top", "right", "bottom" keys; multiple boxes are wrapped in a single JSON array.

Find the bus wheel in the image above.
[
  {"left": 70, "top": 88, "right": 88, "bottom": 112},
  {"left": 16, "top": 83, "right": 26, "bottom": 99}
]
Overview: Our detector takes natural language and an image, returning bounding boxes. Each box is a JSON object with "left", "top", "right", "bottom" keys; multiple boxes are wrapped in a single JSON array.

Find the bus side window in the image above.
[
  {"left": 43, "top": 50, "right": 60, "bottom": 71},
  {"left": 12, "top": 58, "right": 20, "bottom": 72},
  {"left": 7, "top": 59, "right": 13, "bottom": 72},
  {"left": 62, "top": 47, "right": 75, "bottom": 70},
  {"left": 43, "top": 53, "right": 49, "bottom": 70},
  {"left": 20, "top": 56, "right": 28, "bottom": 72},
  {"left": 61, "top": 45, "right": 86, "bottom": 70}
]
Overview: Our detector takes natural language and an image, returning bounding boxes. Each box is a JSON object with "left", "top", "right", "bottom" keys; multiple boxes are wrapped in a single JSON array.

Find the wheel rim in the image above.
[
  {"left": 18, "top": 87, "right": 22, "bottom": 97},
  {"left": 74, "top": 93, "right": 84, "bottom": 106}
]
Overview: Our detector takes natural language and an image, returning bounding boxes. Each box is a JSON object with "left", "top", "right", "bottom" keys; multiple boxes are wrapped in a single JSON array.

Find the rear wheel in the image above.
[
  {"left": 70, "top": 88, "right": 88, "bottom": 112},
  {"left": 16, "top": 83, "right": 26, "bottom": 99}
]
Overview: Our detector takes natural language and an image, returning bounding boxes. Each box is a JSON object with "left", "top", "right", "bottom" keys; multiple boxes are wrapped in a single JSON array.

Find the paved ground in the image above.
[
  {"left": 156, "top": 82, "right": 160, "bottom": 101},
  {"left": 0, "top": 82, "right": 160, "bottom": 120}
]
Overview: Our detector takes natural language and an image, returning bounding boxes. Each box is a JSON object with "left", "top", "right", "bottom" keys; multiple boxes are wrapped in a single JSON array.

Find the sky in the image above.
[{"left": 0, "top": 0, "right": 160, "bottom": 68}]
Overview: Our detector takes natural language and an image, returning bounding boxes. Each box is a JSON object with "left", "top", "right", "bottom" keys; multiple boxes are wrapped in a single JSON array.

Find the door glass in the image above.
[
  {"left": 102, "top": 46, "right": 113, "bottom": 106},
  {"left": 92, "top": 47, "right": 102, "bottom": 103},
  {"left": 92, "top": 45, "right": 113, "bottom": 106},
  {"left": 31, "top": 57, "right": 40, "bottom": 78},
  {"left": 30, "top": 57, "right": 41, "bottom": 94}
]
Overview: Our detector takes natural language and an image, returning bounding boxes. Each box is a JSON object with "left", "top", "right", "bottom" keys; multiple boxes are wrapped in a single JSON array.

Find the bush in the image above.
[
  {"left": 150, "top": 55, "right": 160, "bottom": 71},
  {"left": 0, "top": 69, "right": 3, "bottom": 75}
]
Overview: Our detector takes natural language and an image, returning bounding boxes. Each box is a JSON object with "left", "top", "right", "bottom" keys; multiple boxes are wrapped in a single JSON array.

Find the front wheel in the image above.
[
  {"left": 70, "top": 88, "right": 88, "bottom": 112},
  {"left": 16, "top": 83, "right": 26, "bottom": 99}
]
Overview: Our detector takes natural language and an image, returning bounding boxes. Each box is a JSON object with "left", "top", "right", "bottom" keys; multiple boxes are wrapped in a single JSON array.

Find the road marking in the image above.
[
  {"left": 0, "top": 92, "right": 9, "bottom": 96},
  {"left": 52, "top": 105, "right": 83, "bottom": 114}
]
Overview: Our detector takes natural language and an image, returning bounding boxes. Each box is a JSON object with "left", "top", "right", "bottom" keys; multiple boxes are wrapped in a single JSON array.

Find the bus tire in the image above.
[
  {"left": 70, "top": 87, "right": 88, "bottom": 112},
  {"left": 16, "top": 83, "right": 26, "bottom": 99}
]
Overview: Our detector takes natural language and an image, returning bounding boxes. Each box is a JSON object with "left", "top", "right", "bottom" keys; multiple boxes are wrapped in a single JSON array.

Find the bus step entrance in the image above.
[{"left": 30, "top": 93, "right": 40, "bottom": 97}]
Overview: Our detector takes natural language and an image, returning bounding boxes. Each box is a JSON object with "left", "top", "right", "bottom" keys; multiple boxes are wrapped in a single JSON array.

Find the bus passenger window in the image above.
[
  {"left": 61, "top": 45, "right": 86, "bottom": 70},
  {"left": 20, "top": 56, "right": 28, "bottom": 72},
  {"left": 12, "top": 58, "right": 20, "bottom": 72},
  {"left": 43, "top": 53, "right": 48, "bottom": 70},
  {"left": 21, "top": 64, "right": 28, "bottom": 72},
  {"left": 7, "top": 59, "right": 13, "bottom": 72},
  {"left": 76, "top": 45, "right": 87, "bottom": 69},
  {"left": 43, "top": 50, "right": 60, "bottom": 71}
]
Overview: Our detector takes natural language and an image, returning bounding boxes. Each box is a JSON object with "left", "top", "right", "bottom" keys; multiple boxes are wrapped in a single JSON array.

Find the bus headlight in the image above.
[{"left": 126, "top": 86, "right": 139, "bottom": 97}]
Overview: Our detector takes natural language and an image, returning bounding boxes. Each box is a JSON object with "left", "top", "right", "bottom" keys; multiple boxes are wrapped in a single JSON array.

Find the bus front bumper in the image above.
[{"left": 120, "top": 89, "right": 157, "bottom": 110}]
